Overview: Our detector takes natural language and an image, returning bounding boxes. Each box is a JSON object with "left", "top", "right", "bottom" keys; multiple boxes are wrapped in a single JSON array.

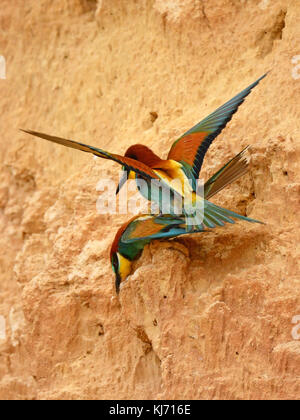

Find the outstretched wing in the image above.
[
  {"left": 21, "top": 129, "right": 160, "bottom": 182},
  {"left": 167, "top": 74, "right": 267, "bottom": 183},
  {"left": 121, "top": 215, "right": 190, "bottom": 243},
  {"left": 122, "top": 202, "right": 263, "bottom": 243}
]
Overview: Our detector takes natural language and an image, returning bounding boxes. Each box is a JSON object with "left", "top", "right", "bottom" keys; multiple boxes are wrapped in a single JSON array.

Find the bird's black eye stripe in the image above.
[{"left": 112, "top": 254, "right": 119, "bottom": 270}]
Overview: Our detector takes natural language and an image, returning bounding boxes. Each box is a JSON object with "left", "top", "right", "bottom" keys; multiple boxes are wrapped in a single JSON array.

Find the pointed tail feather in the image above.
[
  {"left": 202, "top": 199, "right": 264, "bottom": 229},
  {"left": 204, "top": 146, "right": 250, "bottom": 199}
]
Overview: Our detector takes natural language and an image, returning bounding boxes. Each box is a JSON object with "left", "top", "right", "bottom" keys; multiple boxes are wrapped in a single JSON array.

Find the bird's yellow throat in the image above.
[{"left": 117, "top": 253, "right": 132, "bottom": 281}]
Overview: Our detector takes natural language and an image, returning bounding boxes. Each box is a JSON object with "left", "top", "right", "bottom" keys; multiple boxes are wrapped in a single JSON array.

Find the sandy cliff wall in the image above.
[{"left": 0, "top": 0, "right": 299, "bottom": 399}]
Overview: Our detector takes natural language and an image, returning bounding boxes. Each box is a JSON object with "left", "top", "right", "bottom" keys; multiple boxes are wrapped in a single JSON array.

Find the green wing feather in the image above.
[
  {"left": 122, "top": 215, "right": 192, "bottom": 243},
  {"left": 168, "top": 74, "right": 267, "bottom": 186},
  {"left": 118, "top": 215, "right": 196, "bottom": 261}
]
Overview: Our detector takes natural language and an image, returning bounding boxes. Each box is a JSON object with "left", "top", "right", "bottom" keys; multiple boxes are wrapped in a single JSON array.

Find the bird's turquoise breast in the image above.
[{"left": 134, "top": 175, "right": 182, "bottom": 216}]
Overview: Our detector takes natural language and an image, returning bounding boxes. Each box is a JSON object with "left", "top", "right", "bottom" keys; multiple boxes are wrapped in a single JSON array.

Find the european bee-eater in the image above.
[
  {"left": 21, "top": 73, "right": 267, "bottom": 229},
  {"left": 112, "top": 144, "right": 264, "bottom": 293},
  {"left": 111, "top": 208, "right": 262, "bottom": 293}
]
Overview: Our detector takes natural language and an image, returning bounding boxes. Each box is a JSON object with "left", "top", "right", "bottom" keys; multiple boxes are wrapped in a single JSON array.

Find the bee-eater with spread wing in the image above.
[
  {"left": 111, "top": 208, "right": 262, "bottom": 293},
  {"left": 21, "top": 73, "right": 267, "bottom": 229},
  {"left": 112, "top": 143, "right": 265, "bottom": 293}
]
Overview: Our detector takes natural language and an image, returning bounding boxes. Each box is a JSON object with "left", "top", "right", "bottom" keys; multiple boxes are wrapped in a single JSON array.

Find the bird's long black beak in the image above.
[{"left": 116, "top": 170, "right": 129, "bottom": 195}]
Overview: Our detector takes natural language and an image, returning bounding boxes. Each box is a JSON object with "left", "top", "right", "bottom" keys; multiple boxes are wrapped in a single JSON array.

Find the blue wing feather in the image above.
[{"left": 190, "top": 73, "right": 268, "bottom": 179}]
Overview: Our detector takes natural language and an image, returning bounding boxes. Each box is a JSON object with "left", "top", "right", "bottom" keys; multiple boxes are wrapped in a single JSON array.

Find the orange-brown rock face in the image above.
[{"left": 0, "top": 0, "right": 299, "bottom": 400}]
